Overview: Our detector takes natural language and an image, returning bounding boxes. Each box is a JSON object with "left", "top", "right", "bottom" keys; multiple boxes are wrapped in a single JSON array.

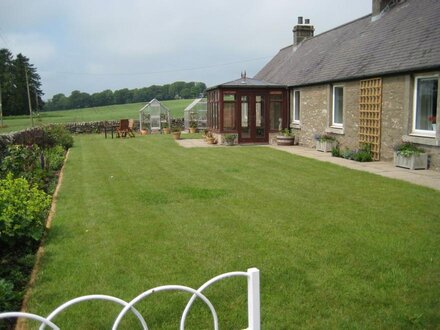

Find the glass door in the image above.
[{"left": 239, "top": 94, "right": 267, "bottom": 143}]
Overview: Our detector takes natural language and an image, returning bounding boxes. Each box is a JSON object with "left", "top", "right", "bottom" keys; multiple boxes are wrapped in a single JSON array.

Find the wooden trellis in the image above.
[{"left": 359, "top": 78, "right": 382, "bottom": 160}]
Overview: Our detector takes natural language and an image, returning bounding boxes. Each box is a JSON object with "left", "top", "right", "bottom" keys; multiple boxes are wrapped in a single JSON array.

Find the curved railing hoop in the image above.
[
  {"left": 40, "top": 294, "right": 148, "bottom": 330},
  {"left": 112, "top": 285, "right": 219, "bottom": 330},
  {"left": 0, "top": 312, "right": 60, "bottom": 330},
  {"left": 180, "top": 271, "right": 248, "bottom": 329}
]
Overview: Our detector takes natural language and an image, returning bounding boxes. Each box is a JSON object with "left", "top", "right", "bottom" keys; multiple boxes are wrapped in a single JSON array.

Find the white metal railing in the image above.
[{"left": 0, "top": 267, "right": 260, "bottom": 329}]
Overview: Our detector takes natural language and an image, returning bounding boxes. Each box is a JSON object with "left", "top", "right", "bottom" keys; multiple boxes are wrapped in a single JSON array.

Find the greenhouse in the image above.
[
  {"left": 139, "top": 98, "right": 171, "bottom": 132},
  {"left": 184, "top": 98, "right": 208, "bottom": 131}
]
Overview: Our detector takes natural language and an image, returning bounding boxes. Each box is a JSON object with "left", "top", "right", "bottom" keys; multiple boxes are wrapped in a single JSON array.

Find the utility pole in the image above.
[{"left": 25, "top": 68, "right": 33, "bottom": 127}]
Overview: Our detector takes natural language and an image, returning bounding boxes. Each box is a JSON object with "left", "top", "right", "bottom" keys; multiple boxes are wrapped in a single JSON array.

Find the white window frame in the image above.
[
  {"left": 412, "top": 75, "right": 438, "bottom": 137},
  {"left": 291, "top": 89, "right": 301, "bottom": 124},
  {"left": 332, "top": 85, "right": 344, "bottom": 128}
]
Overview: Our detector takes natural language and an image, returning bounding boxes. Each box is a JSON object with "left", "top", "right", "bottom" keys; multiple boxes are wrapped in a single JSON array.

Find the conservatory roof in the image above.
[{"left": 206, "top": 77, "right": 286, "bottom": 90}]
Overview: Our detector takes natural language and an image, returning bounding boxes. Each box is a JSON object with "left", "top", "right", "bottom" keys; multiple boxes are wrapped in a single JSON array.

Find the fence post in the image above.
[{"left": 247, "top": 267, "right": 260, "bottom": 330}]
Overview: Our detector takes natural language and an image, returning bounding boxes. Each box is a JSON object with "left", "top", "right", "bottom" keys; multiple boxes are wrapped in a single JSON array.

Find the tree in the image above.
[
  {"left": 0, "top": 49, "right": 43, "bottom": 116},
  {"left": 43, "top": 81, "right": 207, "bottom": 111},
  {"left": 0, "top": 49, "right": 14, "bottom": 117}
]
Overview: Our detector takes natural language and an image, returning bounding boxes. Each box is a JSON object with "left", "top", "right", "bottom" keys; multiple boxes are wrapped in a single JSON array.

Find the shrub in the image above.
[
  {"left": 280, "top": 128, "right": 293, "bottom": 137},
  {"left": 333, "top": 144, "right": 373, "bottom": 162},
  {"left": 0, "top": 174, "right": 51, "bottom": 248},
  {"left": 224, "top": 134, "right": 237, "bottom": 144},
  {"left": 394, "top": 142, "right": 424, "bottom": 157},
  {"left": 352, "top": 144, "right": 373, "bottom": 162},
  {"left": 0, "top": 278, "right": 17, "bottom": 317},
  {"left": 44, "top": 145, "right": 65, "bottom": 172},
  {"left": 44, "top": 125, "right": 74, "bottom": 150},
  {"left": 341, "top": 148, "right": 355, "bottom": 160},
  {"left": 0, "top": 145, "right": 44, "bottom": 187},
  {"left": 331, "top": 146, "right": 341, "bottom": 157}
]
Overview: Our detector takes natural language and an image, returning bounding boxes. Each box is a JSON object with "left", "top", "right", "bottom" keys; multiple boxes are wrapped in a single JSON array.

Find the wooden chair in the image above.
[
  {"left": 128, "top": 119, "right": 135, "bottom": 137},
  {"left": 116, "top": 119, "right": 129, "bottom": 138}
]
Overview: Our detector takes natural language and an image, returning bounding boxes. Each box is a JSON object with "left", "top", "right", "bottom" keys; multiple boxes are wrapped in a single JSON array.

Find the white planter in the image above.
[
  {"left": 393, "top": 152, "right": 428, "bottom": 170},
  {"left": 315, "top": 140, "right": 336, "bottom": 152}
]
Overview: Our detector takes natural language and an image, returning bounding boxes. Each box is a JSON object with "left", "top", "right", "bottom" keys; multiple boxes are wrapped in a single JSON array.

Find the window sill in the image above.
[
  {"left": 403, "top": 135, "right": 439, "bottom": 146},
  {"left": 325, "top": 127, "right": 344, "bottom": 135},
  {"left": 291, "top": 122, "right": 301, "bottom": 130}
]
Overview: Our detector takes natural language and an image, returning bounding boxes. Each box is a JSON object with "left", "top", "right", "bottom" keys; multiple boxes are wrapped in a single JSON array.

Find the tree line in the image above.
[
  {"left": 44, "top": 81, "right": 207, "bottom": 111},
  {"left": 0, "top": 48, "right": 44, "bottom": 116}
]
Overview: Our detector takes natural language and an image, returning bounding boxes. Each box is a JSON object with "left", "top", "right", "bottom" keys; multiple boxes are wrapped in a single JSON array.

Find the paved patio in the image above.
[{"left": 176, "top": 139, "right": 440, "bottom": 191}]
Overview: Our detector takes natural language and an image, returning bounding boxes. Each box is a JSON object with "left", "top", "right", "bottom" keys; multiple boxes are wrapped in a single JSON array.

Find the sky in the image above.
[{"left": 0, "top": 0, "right": 372, "bottom": 100}]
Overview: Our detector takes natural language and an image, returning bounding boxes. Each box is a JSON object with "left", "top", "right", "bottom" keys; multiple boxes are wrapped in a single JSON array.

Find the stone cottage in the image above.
[{"left": 207, "top": 0, "right": 439, "bottom": 170}]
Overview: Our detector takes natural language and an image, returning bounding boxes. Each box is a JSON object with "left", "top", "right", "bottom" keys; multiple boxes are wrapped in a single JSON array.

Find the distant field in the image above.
[{"left": 0, "top": 99, "right": 192, "bottom": 133}]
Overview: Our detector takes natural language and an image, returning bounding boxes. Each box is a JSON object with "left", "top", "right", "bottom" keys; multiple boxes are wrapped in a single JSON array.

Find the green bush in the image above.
[
  {"left": 331, "top": 146, "right": 341, "bottom": 157},
  {"left": 0, "top": 145, "right": 44, "bottom": 187},
  {"left": 394, "top": 142, "right": 424, "bottom": 157},
  {"left": 341, "top": 148, "right": 355, "bottom": 160},
  {"left": 0, "top": 174, "right": 51, "bottom": 248},
  {"left": 333, "top": 144, "right": 373, "bottom": 162},
  {"left": 44, "top": 145, "right": 65, "bottom": 172},
  {"left": 0, "top": 279, "right": 18, "bottom": 311},
  {"left": 44, "top": 125, "right": 74, "bottom": 150}
]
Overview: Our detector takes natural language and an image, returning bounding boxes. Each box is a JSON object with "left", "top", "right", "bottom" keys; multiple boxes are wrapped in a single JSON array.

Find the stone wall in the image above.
[
  {"left": 63, "top": 118, "right": 185, "bottom": 134},
  {"left": 290, "top": 72, "right": 440, "bottom": 171}
]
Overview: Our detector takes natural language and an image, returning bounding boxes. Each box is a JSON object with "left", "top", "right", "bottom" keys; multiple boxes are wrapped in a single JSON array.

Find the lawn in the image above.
[
  {"left": 0, "top": 99, "right": 192, "bottom": 133},
  {"left": 26, "top": 134, "right": 440, "bottom": 329}
]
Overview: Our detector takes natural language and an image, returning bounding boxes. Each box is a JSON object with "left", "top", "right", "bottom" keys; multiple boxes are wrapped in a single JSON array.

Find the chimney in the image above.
[
  {"left": 372, "top": 0, "right": 394, "bottom": 17},
  {"left": 293, "top": 17, "right": 314, "bottom": 45}
]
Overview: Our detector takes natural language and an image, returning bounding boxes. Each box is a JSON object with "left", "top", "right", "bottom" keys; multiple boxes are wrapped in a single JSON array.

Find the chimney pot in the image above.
[
  {"left": 305, "top": 18, "right": 310, "bottom": 24},
  {"left": 293, "top": 16, "right": 314, "bottom": 45}
]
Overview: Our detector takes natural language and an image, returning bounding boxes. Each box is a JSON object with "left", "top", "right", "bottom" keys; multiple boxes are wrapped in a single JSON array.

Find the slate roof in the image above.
[
  {"left": 207, "top": 77, "right": 285, "bottom": 90},
  {"left": 255, "top": 0, "right": 440, "bottom": 87}
]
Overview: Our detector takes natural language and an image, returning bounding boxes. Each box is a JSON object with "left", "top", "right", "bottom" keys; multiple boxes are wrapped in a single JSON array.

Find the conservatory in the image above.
[
  {"left": 139, "top": 98, "right": 171, "bottom": 132},
  {"left": 206, "top": 76, "right": 287, "bottom": 143},
  {"left": 184, "top": 98, "right": 208, "bottom": 131}
]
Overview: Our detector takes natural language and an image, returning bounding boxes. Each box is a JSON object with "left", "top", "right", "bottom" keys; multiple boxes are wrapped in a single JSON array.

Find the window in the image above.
[
  {"left": 223, "top": 102, "right": 235, "bottom": 130},
  {"left": 413, "top": 76, "right": 438, "bottom": 135},
  {"left": 332, "top": 86, "right": 344, "bottom": 127},
  {"left": 291, "top": 90, "right": 300, "bottom": 124}
]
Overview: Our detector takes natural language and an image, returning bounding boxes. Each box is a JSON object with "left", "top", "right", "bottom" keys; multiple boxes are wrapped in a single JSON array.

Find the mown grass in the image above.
[
  {"left": 0, "top": 99, "right": 192, "bottom": 133},
  {"left": 25, "top": 134, "right": 440, "bottom": 329}
]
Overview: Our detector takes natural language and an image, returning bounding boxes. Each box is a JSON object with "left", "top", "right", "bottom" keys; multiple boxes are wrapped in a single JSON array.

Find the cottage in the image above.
[{"left": 208, "top": 0, "right": 440, "bottom": 170}]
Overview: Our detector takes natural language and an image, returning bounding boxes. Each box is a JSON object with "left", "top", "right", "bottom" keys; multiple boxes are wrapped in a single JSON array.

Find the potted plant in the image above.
[
  {"left": 205, "top": 131, "right": 217, "bottom": 144},
  {"left": 393, "top": 142, "right": 428, "bottom": 170},
  {"left": 223, "top": 134, "right": 237, "bottom": 146},
  {"left": 276, "top": 128, "right": 295, "bottom": 146},
  {"left": 189, "top": 120, "right": 198, "bottom": 134},
  {"left": 314, "top": 134, "right": 337, "bottom": 152},
  {"left": 171, "top": 126, "right": 181, "bottom": 140},
  {"left": 429, "top": 115, "right": 437, "bottom": 131},
  {"left": 162, "top": 122, "right": 170, "bottom": 134}
]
